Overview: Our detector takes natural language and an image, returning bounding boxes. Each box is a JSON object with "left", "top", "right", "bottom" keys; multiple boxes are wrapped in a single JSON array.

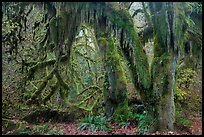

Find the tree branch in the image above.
[
  {"left": 27, "top": 54, "right": 69, "bottom": 80},
  {"left": 78, "top": 85, "right": 102, "bottom": 96},
  {"left": 43, "top": 81, "right": 58, "bottom": 104},
  {"left": 55, "top": 69, "right": 69, "bottom": 90},
  {"left": 26, "top": 64, "right": 57, "bottom": 105}
]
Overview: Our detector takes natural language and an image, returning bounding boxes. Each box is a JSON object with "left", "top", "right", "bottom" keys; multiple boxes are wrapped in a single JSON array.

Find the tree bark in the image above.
[{"left": 149, "top": 2, "right": 182, "bottom": 131}]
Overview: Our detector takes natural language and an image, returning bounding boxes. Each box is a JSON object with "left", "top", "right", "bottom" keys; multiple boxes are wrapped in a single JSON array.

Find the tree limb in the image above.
[
  {"left": 26, "top": 65, "right": 57, "bottom": 105},
  {"left": 55, "top": 69, "right": 69, "bottom": 90},
  {"left": 78, "top": 85, "right": 102, "bottom": 96}
]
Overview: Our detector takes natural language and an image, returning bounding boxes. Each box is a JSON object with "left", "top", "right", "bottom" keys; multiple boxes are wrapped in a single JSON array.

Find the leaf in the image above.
[
  {"left": 100, "top": 117, "right": 106, "bottom": 123},
  {"left": 57, "top": 130, "right": 64, "bottom": 134},
  {"left": 91, "top": 124, "right": 96, "bottom": 132},
  {"left": 48, "top": 130, "right": 55, "bottom": 135}
]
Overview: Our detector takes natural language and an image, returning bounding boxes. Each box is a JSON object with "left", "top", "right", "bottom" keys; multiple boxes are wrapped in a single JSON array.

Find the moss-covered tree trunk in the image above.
[
  {"left": 97, "top": 36, "right": 128, "bottom": 117},
  {"left": 149, "top": 2, "right": 186, "bottom": 131},
  {"left": 151, "top": 54, "right": 176, "bottom": 131}
]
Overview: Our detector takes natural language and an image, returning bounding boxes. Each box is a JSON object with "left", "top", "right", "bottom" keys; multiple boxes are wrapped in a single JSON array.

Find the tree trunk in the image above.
[
  {"left": 149, "top": 2, "right": 183, "bottom": 131},
  {"left": 151, "top": 54, "right": 176, "bottom": 131},
  {"left": 97, "top": 37, "right": 128, "bottom": 117}
]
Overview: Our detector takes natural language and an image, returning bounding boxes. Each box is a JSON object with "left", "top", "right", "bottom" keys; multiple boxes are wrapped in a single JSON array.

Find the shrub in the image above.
[
  {"left": 136, "top": 113, "right": 155, "bottom": 135},
  {"left": 110, "top": 110, "right": 138, "bottom": 128},
  {"left": 32, "top": 125, "right": 50, "bottom": 134},
  {"left": 175, "top": 110, "right": 192, "bottom": 129},
  {"left": 47, "top": 126, "right": 64, "bottom": 135},
  {"left": 77, "top": 116, "right": 112, "bottom": 132}
]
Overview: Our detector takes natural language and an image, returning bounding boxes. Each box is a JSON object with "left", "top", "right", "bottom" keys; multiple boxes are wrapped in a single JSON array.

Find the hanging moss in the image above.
[
  {"left": 102, "top": 3, "right": 151, "bottom": 91},
  {"left": 133, "top": 38, "right": 151, "bottom": 90},
  {"left": 174, "top": 3, "right": 185, "bottom": 55},
  {"left": 57, "top": 11, "right": 68, "bottom": 44},
  {"left": 49, "top": 17, "right": 58, "bottom": 46}
]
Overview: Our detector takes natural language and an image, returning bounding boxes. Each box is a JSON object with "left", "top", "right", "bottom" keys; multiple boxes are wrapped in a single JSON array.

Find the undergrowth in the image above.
[{"left": 77, "top": 116, "right": 112, "bottom": 132}]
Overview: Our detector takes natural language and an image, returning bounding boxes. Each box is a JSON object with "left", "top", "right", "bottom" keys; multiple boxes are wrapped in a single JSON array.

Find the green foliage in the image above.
[
  {"left": 179, "top": 119, "right": 192, "bottom": 128},
  {"left": 175, "top": 110, "right": 192, "bottom": 129},
  {"left": 110, "top": 109, "right": 153, "bottom": 131},
  {"left": 47, "top": 126, "right": 64, "bottom": 135},
  {"left": 174, "top": 86, "right": 188, "bottom": 103},
  {"left": 136, "top": 113, "right": 155, "bottom": 135},
  {"left": 174, "top": 66, "right": 201, "bottom": 117},
  {"left": 2, "top": 20, "right": 19, "bottom": 34},
  {"left": 110, "top": 110, "right": 137, "bottom": 123},
  {"left": 31, "top": 125, "right": 63, "bottom": 135},
  {"left": 17, "top": 124, "right": 64, "bottom": 135},
  {"left": 188, "top": 2, "right": 202, "bottom": 14},
  {"left": 184, "top": 16, "right": 195, "bottom": 28},
  {"left": 32, "top": 125, "right": 50, "bottom": 134},
  {"left": 175, "top": 85, "right": 201, "bottom": 113},
  {"left": 176, "top": 68, "right": 196, "bottom": 88},
  {"left": 18, "top": 128, "right": 32, "bottom": 135},
  {"left": 117, "top": 122, "right": 129, "bottom": 129},
  {"left": 174, "top": 66, "right": 201, "bottom": 131},
  {"left": 77, "top": 116, "right": 112, "bottom": 132}
]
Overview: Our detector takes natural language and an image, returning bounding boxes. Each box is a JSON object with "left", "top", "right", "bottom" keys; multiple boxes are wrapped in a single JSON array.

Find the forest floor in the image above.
[
  {"left": 2, "top": 109, "right": 202, "bottom": 135},
  {"left": 29, "top": 114, "right": 201, "bottom": 135}
]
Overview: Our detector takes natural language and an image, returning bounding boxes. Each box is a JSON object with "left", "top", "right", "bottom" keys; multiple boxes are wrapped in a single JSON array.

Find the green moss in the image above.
[
  {"left": 104, "top": 4, "right": 151, "bottom": 91},
  {"left": 43, "top": 82, "right": 58, "bottom": 104},
  {"left": 153, "top": 34, "right": 163, "bottom": 57},
  {"left": 27, "top": 66, "right": 57, "bottom": 104},
  {"left": 151, "top": 52, "right": 176, "bottom": 131},
  {"left": 57, "top": 10, "right": 68, "bottom": 43},
  {"left": 151, "top": 53, "right": 173, "bottom": 95},
  {"left": 109, "top": 39, "right": 128, "bottom": 115},
  {"left": 49, "top": 17, "right": 58, "bottom": 45},
  {"left": 100, "top": 37, "right": 129, "bottom": 116},
  {"left": 98, "top": 37, "right": 108, "bottom": 48}
]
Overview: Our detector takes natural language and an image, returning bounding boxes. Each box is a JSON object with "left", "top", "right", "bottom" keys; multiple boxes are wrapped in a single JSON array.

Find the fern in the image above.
[{"left": 77, "top": 116, "right": 112, "bottom": 132}]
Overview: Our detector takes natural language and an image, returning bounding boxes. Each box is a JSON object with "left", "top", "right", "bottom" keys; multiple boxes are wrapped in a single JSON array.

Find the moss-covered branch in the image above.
[
  {"left": 74, "top": 50, "right": 97, "bottom": 63},
  {"left": 26, "top": 65, "right": 57, "bottom": 104},
  {"left": 77, "top": 91, "right": 98, "bottom": 106},
  {"left": 55, "top": 69, "right": 69, "bottom": 90},
  {"left": 43, "top": 81, "right": 58, "bottom": 104},
  {"left": 70, "top": 63, "right": 85, "bottom": 89},
  {"left": 27, "top": 54, "right": 69, "bottom": 80},
  {"left": 78, "top": 85, "right": 101, "bottom": 96}
]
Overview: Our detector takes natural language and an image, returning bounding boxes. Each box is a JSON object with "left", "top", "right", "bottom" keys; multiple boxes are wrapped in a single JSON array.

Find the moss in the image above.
[
  {"left": 151, "top": 53, "right": 172, "bottom": 95},
  {"left": 174, "top": 3, "right": 185, "bottom": 55},
  {"left": 134, "top": 46, "right": 151, "bottom": 90},
  {"left": 98, "top": 37, "right": 108, "bottom": 48},
  {"left": 55, "top": 70, "right": 69, "bottom": 90},
  {"left": 27, "top": 65, "right": 57, "bottom": 104},
  {"left": 43, "top": 81, "right": 58, "bottom": 104},
  {"left": 153, "top": 34, "right": 163, "bottom": 57},
  {"left": 149, "top": 3, "right": 168, "bottom": 51},
  {"left": 49, "top": 17, "right": 58, "bottom": 45},
  {"left": 103, "top": 4, "right": 151, "bottom": 91},
  {"left": 107, "top": 38, "right": 128, "bottom": 116},
  {"left": 151, "top": 53, "right": 176, "bottom": 131},
  {"left": 57, "top": 10, "right": 68, "bottom": 43}
]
